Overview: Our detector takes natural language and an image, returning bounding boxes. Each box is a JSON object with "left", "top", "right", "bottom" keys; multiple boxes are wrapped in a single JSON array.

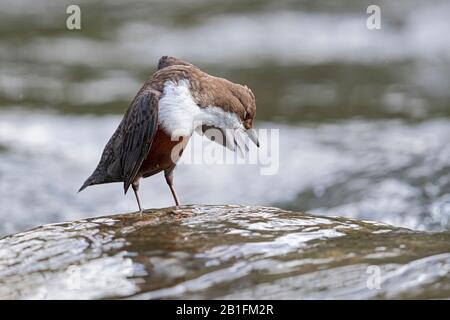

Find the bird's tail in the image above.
[
  {"left": 78, "top": 168, "right": 121, "bottom": 193},
  {"left": 78, "top": 177, "right": 94, "bottom": 193}
]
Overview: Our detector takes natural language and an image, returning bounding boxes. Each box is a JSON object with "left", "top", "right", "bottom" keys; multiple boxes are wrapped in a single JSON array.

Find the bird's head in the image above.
[
  {"left": 231, "top": 84, "right": 256, "bottom": 130},
  {"left": 228, "top": 83, "right": 259, "bottom": 147},
  {"left": 156, "top": 55, "right": 259, "bottom": 147}
]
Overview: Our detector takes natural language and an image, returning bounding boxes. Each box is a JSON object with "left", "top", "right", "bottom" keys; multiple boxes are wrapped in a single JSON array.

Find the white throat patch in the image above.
[{"left": 158, "top": 79, "right": 242, "bottom": 137}]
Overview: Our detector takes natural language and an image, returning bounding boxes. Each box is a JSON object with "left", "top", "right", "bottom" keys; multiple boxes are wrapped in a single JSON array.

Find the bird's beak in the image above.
[{"left": 246, "top": 129, "right": 260, "bottom": 148}]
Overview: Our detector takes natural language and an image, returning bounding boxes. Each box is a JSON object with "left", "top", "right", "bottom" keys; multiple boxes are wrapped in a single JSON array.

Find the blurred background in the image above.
[{"left": 0, "top": 0, "right": 449, "bottom": 236}]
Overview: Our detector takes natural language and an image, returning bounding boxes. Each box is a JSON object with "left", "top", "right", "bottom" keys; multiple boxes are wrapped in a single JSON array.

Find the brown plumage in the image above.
[{"left": 79, "top": 56, "right": 258, "bottom": 212}]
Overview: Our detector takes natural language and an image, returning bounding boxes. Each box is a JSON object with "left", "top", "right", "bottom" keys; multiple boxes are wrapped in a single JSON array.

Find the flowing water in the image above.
[
  {"left": 1, "top": 205, "right": 449, "bottom": 299},
  {"left": 1, "top": 110, "right": 450, "bottom": 236}
]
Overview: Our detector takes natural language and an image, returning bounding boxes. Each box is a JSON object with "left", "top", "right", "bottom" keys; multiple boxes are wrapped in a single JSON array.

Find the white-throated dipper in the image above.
[{"left": 79, "top": 56, "right": 259, "bottom": 212}]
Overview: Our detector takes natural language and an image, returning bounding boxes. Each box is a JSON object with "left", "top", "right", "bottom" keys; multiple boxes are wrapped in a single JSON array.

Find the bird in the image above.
[{"left": 78, "top": 56, "right": 259, "bottom": 212}]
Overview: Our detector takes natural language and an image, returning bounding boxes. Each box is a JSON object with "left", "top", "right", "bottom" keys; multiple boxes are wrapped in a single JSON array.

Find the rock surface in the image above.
[{"left": 0, "top": 205, "right": 449, "bottom": 299}]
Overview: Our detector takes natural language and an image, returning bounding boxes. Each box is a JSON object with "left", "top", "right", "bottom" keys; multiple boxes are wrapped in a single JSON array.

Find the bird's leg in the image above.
[
  {"left": 164, "top": 167, "right": 180, "bottom": 207},
  {"left": 132, "top": 180, "right": 143, "bottom": 214}
]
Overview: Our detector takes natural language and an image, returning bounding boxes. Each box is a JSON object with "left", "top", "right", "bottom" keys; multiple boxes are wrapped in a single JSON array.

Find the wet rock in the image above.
[{"left": 0, "top": 205, "right": 449, "bottom": 299}]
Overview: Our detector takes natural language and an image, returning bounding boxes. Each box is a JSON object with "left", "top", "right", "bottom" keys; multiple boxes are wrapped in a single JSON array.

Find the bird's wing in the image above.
[
  {"left": 120, "top": 90, "right": 159, "bottom": 193},
  {"left": 197, "top": 125, "right": 249, "bottom": 158}
]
